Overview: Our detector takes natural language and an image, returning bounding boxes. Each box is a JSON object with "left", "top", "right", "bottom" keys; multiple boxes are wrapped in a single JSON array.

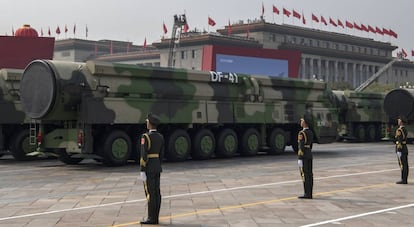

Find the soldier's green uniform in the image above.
[
  {"left": 140, "top": 113, "right": 164, "bottom": 224},
  {"left": 395, "top": 116, "right": 409, "bottom": 184},
  {"left": 297, "top": 115, "right": 314, "bottom": 199}
]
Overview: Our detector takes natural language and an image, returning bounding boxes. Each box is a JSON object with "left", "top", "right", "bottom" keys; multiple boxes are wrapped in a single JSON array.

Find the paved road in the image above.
[{"left": 0, "top": 142, "right": 412, "bottom": 226}]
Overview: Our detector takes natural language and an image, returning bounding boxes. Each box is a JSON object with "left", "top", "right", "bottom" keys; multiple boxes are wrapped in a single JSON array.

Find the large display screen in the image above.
[{"left": 216, "top": 54, "right": 289, "bottom": 77}]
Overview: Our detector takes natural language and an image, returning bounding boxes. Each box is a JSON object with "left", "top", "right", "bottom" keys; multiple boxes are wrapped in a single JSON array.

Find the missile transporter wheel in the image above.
[
  {"left": 239, "top": 128, "right": 260, "bottom": 156},
  {"left": 267, "top": 128, "right": 286, "bottom": 154},
  {"left": 10, "top": 130, "right": 32, "bottom": 161},
  {"left": 58, "top": 149, "right": 83, "bottom": 165},
  {"left": 216, "top": 128, "right": 238, "bottom": 158},
  {"left": 101, "top": 130, "right": 132, "bottom": 166},
  {"left": 191, "top": 129, "right": 215, "bottom": 160},
  {"left": 366, "top": 124, "right": 378, "bottom": 142},
  {"left": 166, "top": 129, "right": 190, "bottom": 162},
  {"left": 355, "top": 124, "right": 366, "bottom": 142}
]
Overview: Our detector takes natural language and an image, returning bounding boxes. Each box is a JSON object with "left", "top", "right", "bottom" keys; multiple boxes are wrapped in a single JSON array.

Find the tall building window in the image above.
[
  {"left": 192, "top": 50, "right": 196, "bottom": 58},
  {"left": 181, "top": 50, "right": 186, "bottom": 59}
]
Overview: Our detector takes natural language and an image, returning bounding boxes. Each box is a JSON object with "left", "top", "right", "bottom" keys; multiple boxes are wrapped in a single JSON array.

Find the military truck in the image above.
[
  {"left": 0, "top": 68, "right": 34, "bottom": 160},
  {"left": 20, "top": 60, "right": 339, "bottom": 166},
  {"left": 331, "top": 90, "right": 386, "bottom": 142},
  {"left": 383, "top": 88, "right": 414, "bottom": 143}
]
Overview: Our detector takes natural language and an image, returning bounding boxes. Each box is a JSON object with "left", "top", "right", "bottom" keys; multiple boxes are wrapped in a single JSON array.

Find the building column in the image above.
[
  {"left": 325, "top": 60, "right": 329, "bottom": 83},
  {"left": 317, "top": 59, "right": 322, "bottom": 81},
  {"left": 344, "top": 62, "right": 348, "bottom": 85},
  {"left": 334, "top": 61, "right": 339, "bottom": 82},
  {"left": 352, "top": 63, "right": 357, "bottom": 88},
  {"left": 309, "top": 58, "right": 314, "bottom": 79},
  {"left": 301, "top": 57, "right": 306, "bottom": 79},
  {"left": 359, "top": 64, "right": 364, "bottom": 87}
]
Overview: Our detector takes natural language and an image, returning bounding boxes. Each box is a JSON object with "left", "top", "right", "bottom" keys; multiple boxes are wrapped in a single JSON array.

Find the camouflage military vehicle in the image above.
[
  {"left": 331, "top": 90, "right": 386, "bottom": 142},
  {"left": 20, "top": 60, "right": 339, "bottom": 166},
  {"left": 384, "top": 88, "right": 414, "bottom": 143},
  {"left": 0, "top": 68, "right": 34, "bottom": 160}
]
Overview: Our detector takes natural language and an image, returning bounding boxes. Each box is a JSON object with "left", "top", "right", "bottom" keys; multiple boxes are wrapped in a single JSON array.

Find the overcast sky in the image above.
[{"left": 2, "top": 0, "right": 412, "bottom": 56}]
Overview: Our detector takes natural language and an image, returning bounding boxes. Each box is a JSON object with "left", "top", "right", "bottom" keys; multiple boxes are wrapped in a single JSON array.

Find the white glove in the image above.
[
  {"left": 298, "top": 159, "right": 303, "bottom": 168},
  {"left": 140, "top": 172, "right": 147, "bottom": 181},
  {"left": 397, "top": 152, "right": 402, "bottom": 158}
]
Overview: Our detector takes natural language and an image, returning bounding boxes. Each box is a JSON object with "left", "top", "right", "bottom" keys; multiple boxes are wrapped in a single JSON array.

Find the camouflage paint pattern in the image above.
[
  {"left": 20, "top": 60, "right": 339, "bottom": 164},
  {"left": 384, "top": 88, "right": 414, "bottom": 143},
  {"left": 0, "top": 68, "right": 34, "bottom": 160},
  {"left": 332, "top": 90, "right": 386, "bottom": 141}
]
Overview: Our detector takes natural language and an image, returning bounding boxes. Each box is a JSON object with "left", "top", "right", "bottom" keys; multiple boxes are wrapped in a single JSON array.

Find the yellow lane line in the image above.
[{"left": 110, "top": 182, "right": 393, "bottom": 227}]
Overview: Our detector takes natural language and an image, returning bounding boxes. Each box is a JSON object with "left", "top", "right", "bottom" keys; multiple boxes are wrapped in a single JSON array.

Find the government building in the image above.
[{"left": 53, "top": 19, "right": 414, "bottom": 90}]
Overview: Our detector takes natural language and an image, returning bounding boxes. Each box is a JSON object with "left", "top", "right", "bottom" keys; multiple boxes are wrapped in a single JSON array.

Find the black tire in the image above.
[
  {"left": 192, "top": 129, "right": 215, "bottom": 160},
  {"left": 166, "top": 129, "right": 190, "bottom": 162},
  {"left": 239, "top": 128, "right": 260, "bottom": 156},
  {"left": 101, "top": 130, "right": 131, "bottom": 166},
  {"left": 58, "top": 149, "right": 83, "bottom": 165},
  {"left": 10, "top": 130, "right": 33, "bottom": 161},
  {"left": 355, "top": 124, "right": 366, "bottom": 142},
  {"left": 216, "top": 128, "right": 238, "bottom": 158},
  {"left": 366, "top": 124, "right": 377, "bottom": 142},
  {"left": 267, "top": 128, "right": 286, "bottom": 154}
]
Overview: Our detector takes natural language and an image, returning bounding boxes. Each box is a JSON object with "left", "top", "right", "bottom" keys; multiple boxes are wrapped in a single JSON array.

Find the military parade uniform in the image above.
[
  {"left": 297, "top": 125, "right": 314, "bottom": 199},
  {"left": 395, "top": 123, "right": 409, "bottom": 184},
  {"left": 140, "top": 113, "right": 164, "bottom": 224}
]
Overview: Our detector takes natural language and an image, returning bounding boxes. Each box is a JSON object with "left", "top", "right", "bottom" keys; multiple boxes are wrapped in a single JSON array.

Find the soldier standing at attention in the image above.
[
  {"left": 297, "top": 115, "right": 314, "bottom": 199},
  {"left": 395, "top": 115, "right": 409, "bottom": 184},
  {"left": 139, "top": 113, "right": 164, "bottom": 224}
]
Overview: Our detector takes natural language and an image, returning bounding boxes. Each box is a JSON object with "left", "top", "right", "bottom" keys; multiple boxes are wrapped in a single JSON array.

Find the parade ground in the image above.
[{"left": 0, "top": 142, "right": 413, "bottom": 226}]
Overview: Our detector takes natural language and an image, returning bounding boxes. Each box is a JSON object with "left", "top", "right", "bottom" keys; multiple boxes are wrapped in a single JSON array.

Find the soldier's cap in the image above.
[
  {"left": 397, "top": 115, "right": 407, "bottom": 123},
  {"left": 146, "top": 112, "right": 161, "bottom": 126},
  {"left": 300, "top": 114, "right": 312, "bottom": 125}
]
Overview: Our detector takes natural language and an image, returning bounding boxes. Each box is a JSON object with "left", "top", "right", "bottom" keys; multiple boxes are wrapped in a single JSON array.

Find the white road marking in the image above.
[
  {"left": 0, "top": 167, "right": 402, "bottom": 221},
  {"left": 301, "top": 203, "right": 414, "bottom": 227}
]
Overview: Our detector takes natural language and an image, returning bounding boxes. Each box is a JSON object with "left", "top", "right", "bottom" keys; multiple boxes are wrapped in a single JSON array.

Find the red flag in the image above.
[
  {"left": 64, "top": 24, "right": 68, "bottom": 33},
  {"left": 143, "top": 37, "right": 147, "bottom": 50},
  {"left": 228, "top": 20, "right": 232, "bottom": 36},
  {"left": 85, "top": 25, "right": 88, "bottom": 38},
  {"left": 402, "top": 48, "right": 407, "bottom": 58},
  {"left": 376, "top": 27, "right": 384, "bottom": 35},
  {"left": 302, "top": 12, "right": 306, "bottom": 24},
  {"left": 337, "top": 19, "right": 344, "bottom": 28},
  {"left": 329, "top": 18, "right": 337, "bottom": 27},
  {"left": 293, "top": 9, "right": 301, "bottom": 19},
  {"left": 345, "top": 21, "right": 353, "bottom": 29},
  {"left": 48, "top": 27, "right": 51, "bottom": 36},
  {"left": 389, "top": 29, "right": 398, "bottom": 38},
  {"left": 56, "top": 26, "right": 61, "bottom": 35},
  {"left": 283, "top": 8, "right": 291, "bottom": 17},
  {"left": 321, "top": 16, "right": 327, "bottom": 25},
  {"left": 163, "top": 22, "right": 168, "bottom": 34},
  {"left": 208, "top": 16, "right": 216, "bottom": 26},
  {"left": 360, "top": 24, "right": 369, "bottom": 32},
  {"left": 261, "top": 2, "right": 264, "bottom": 17},
  {"left": 183, "top": 23, "right": 189, "bottom": 33},
  {"left": 368, "top": 25, "right": 376, "bottom": 33},
  {"left": 353, "top": 22, "right": 361, "bottom": 30},
  {"left": 411, "top": 50, "right": 414, "bottom": 57},
  {"left": 272, "top": 5, "right": 279, "bottom": 14},
  {"left": 73, "top": 24, "right": 76, "bottom": 35},
  {"left": 382, "top": 28, "right": 390, "bottom": 35},
  {"left": 312, "top": 14, "right": 319, "bottom": 23}
]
